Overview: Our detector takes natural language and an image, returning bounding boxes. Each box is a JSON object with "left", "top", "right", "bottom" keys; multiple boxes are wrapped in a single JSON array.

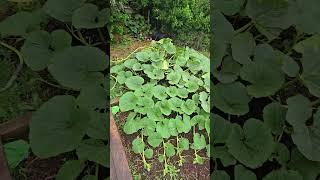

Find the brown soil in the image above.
[
  {"left": 115, "top": 112, "right": 210, "bottom": 180},
  {"left": 12, "top": 153, "right": 65, "bottom": 180},
  {"left": 111, "top": 36, "right": 152, "bottom": 61}
]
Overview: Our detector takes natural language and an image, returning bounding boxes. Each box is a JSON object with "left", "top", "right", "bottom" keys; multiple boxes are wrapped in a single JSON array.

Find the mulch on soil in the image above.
[{"left": 12, "top": 154, "right": 65, "bottom": 180}]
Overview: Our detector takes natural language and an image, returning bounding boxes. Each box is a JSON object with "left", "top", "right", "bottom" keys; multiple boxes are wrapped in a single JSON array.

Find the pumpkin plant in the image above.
[
  {"left": 111, "top": 38, "right": 210, "bottom": 178},
  {"left": 0, "top": 0, "right": 109, "bottom": 179},
  {"left": 212, "top": 0, "right": 320, "bottom": 179}
]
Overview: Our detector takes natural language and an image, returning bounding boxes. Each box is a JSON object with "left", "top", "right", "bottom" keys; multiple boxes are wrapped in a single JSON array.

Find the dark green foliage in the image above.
[
  {"left": 0, "top": 0, "right": 109, "bottom": 179},
  {"left": 213, "top": 0, "right": 320, "bottom": 179},
  {"left": 111, "top": 0, "right": 209, "bottom": 50}
]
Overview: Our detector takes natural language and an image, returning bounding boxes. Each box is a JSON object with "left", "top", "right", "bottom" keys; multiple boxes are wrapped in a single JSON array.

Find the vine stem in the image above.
[
  {"left": 97, "top": 28, "right": 106, "bottom": 45},
  {"left": 234, "top": 21, "right": 253, "bottom": 35},
  {"left": 0, "top": 41, "right": 24, "bottom": 92},
  {"left": 95, "top": 163, "right": 99, "bottom": 177},
  {"left": 280, "top": 76, "right": 300, "bottom": 90},
  {"left": 176, "top": 136, "right": 184, "bottom": 166},
  {"left": 277, "top": 127, "right": 285, "bottom": 142},
  {"left": 30, "top": 78, "right": 74, "bottom": 91},
  {"left": 66, "top": 25, "right": 91, "bottom": 46},
  {"left": 110, "top": 75, "right": 118, "bottom": 91},
  {"left": 111, "top": 46, "right": 151, "bottom": 64},
  {"left": 311, "top": 99, "right": 320, "bottom": 106},
  {"left": 162, "top": 140, "right": 168, "bottom": 176},
  {"left": 141, "top": 133, "right": 150, "bottom": 171}
]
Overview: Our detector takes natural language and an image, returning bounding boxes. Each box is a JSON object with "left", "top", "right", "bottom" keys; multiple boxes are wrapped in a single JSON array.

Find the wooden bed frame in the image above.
[{"left": 0, "top": 113, "right": 31, "bottom": 180}]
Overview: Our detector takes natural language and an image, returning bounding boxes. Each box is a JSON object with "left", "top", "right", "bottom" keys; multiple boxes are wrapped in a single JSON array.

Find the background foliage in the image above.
[{"left": 111, "top": 0, "right": 209, "bottom": 50}]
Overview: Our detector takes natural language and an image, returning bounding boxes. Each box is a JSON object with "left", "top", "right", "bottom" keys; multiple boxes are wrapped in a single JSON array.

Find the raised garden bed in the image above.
[
  {"left": 0, "top": 113, "right": 31, "bottom": 179},
  {"left": 110, "top": 39, "right": 210, "bottom": 179},
  {"left": 110, "top": 111, "right": 132, "bottom": 180}
]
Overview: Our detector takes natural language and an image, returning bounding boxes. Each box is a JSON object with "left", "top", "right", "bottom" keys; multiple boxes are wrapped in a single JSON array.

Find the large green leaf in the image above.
[
  {"left": 148, "top": 69, "right": 165, "bottom": 80},
  {"left": 213, "top": 82, "right": 251, "bottom": 115},
  {"left": 234, "top": 164, "right": 257, "bottom": 180},
  {"left": 132, "top": 137, "right": 145, "bottom": 154},
  {"left": 76, "top": 85, "right": 107, "bottom": 109},
  {"left": 263, "top": 169, "right": 303, "bottom": 180},
  {"left": 178, "top": 138, "right": 189, "bottom": 151},
  {"left": 214, "top": 0, "right": 245, "bottom": 15},
  {"left": 300, "top": 48, "right": 320, "bottom": 97},
  {"left": 165, "top": 142, "right": 175, "bottom": 157},
  {"left": 136, "top": 50, "right": 151, "bottom": 62},
  {"left": 72, "top": 3, "right": 109, "bottom": 29},
  {"left": 134, "top": 84, "right": 154, "bottom": 98},
  {"left": 156, "top": 100, "right": 172, "bottom": 116},
  {"left": 270, "top": 143, "right": 290, "bottom": 166},
  {"left": 240, "top": 44, "right": 285, "bottom": 97},
  {"left": 4, "top": 140, "right": 29, "bottom": 169},
  {"left": 56, "top": 160, "right": 85, "bottom": 180},
  {"left": 212, "top": 11, "right": 234, "bottom": 67},
  {"left": 123, "top": 114, "right": 142, "bottom": 134},
  {"left": 119, "top": 92, "right": 138, "bottom": 112},
  {"left": 212, "top": 114, "right": 232, "bottom": 144},
  {"left": 185, "top": 80, "right": 199, "bottom": 92},
  {"left": 43, "top": 0, "right": 86, "bottom": 22},
  {"left": 181, "top": 99, "right": 197, "bottom": 115},
  {"left": 288, "top": 0, "right": 320, "bottom": 34},
  {"left": 212, "top": 146, "right": 236, "bottom": 167},
  {"left": 144, "top": 149, "right": 153, "bottom": 159},
  {"left": 86, "top": 111, "right": 107, "bottom": 140},
  {"left": 147, "top": 132, "right": 162, "bottom": 147},
  {"left": 135, "top": 97, "right": 154, "bottom": 114},
  {"left": 166, "top": 86, "right": 178, "bottom": 97},
  {"left": 211, "top": 171, "right": 230, "bottom": 180},
  {"left": 125, "top": 76, "right": 144, "bottom": 90},
  {"left": 286, "top": 95, "right": 312, "bottom": 127},
  {"left": 21, "top": 31, "right": 52, "bottom": 71},
  {"left": 176, "top": 88, "right": 189, "bottom": 98},
  {"left": 153, "top": 85, "right": 168, "bottom": 100},
  {"left": 294, "top": 34, "right": 320, "bottom": 54},
  {"left": 231, "top": 32, "right": 255, "bottom": 65},
  {"left": 263, "top": 102, "right": 286, "bottom": 135},
  {"left": 227, "top": 119, "right": 274, "bottom": 168},
  {"left": 287, "top": 96, "right": 320, "bottom": 161},
  {"left": 213, "top": 56, "right": 241, "bottom": 83},
  {"left": 48, "top": 46, "right": 107, "bottom": 90},
  {"left": 288, "top": 148, "right": 320, "bottom": 180},
  {"left": 246, "top": 0, "right": 292, "bottom": 40},
  {"left": 0, "top": 11, "right": 43, "bottom": 37},
  {"left": 167, "top": 71, "right": 181, "bottom": 85},
  {"left": 191, "top": 133, "right": 206, "bottom": 150},
  {"left": 76, "top": 139, "right": 108, "bottom": 167},
  {"left": 30, "top": 96, "right": 89, "bottom": 158},
  {"left": 175, "top": 115, "right": 192, "bottom": 134},
  {"left": 280, "top": 51, "right": 300, "bottom": 77},
  {"left": 156, "top": 121, "right": 171, "bottom": 138}
]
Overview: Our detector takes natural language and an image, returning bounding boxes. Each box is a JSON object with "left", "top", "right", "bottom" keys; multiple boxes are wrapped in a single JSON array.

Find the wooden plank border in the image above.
[
  {"left": 0, "top": 113, "right": 31, "bottom": 180},
  {"left": 0, "top": 139, "right": 11, "bottom": 180},
  {"left": 0, "top": 113, "right": 31, "bottom": 142},
  {"left": 110, "top": 112, "right": 132, "bottom": 180}
]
